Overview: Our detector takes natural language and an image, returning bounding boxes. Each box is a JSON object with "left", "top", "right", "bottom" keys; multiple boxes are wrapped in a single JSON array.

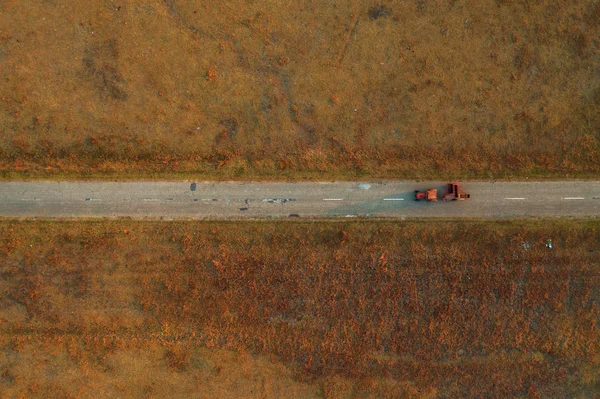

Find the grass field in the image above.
[
  {"left": 0, "top": 219, "right": 598, "bottom": 397},
  {"left": 0, "top": 0, "right": 599, "bottom": 180}
]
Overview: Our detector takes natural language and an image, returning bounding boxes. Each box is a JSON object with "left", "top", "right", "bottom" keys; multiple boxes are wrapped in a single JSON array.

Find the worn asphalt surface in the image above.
[{"left": 0, "top": 181, "right": 598, "bottom": 219}]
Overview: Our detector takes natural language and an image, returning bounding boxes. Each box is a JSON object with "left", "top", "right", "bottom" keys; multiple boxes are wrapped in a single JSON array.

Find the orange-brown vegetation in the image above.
[
  {"left": 0, "top": 1, "right": 599, "bottom": 180},
  {"left": 0, "top": 219, "right": 598, "bottom": 397}
]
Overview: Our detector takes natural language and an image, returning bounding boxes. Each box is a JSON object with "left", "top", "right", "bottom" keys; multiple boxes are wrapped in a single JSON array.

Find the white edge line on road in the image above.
[
  {"left": 383, "top": 198, "right": 404, "bottom": 201},
  {"left": 505, "top": 198, "right": 525, "bottom": 200},
  {"left": 323, "top": 198, "right": 344, "bottom": 201},
  {"left": 564, "top": 197, "right": 584, "bottom": 200}
]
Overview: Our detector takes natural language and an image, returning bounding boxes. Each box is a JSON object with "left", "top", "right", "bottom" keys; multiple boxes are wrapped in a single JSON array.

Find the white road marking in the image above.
[
  {"left": 143, "top": 198, "right": 174, "bottom": 201},
  {"left": 564, "top": 197, "right": 584, "bottom": 200},
  {"left": 383, "top": 198, "right": 404, "bottom": 201},
  {"left": 20, "top": 198, "right": 41, "bottom": 201},
  {"left": 323, "top": 198, "right": 344, "bottom": 201},
  {"left": 505, "top": 198, "right": 525, "bottom": 200}
]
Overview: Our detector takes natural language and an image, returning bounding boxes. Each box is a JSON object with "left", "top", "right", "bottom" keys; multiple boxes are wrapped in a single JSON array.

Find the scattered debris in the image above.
[
  {"left": 358, "top": 183, "right": 371, "bottom": 190},
  {"left": 239, "top": 207, "right": 248, "bottom": 211},
  {"left": 288, "top": 214, "right": 300, "bottom": 217},
  {"left": 545, "top": 239, "right": 553, "bottom": 249},
  {"left": 190, "top": 183, "right": 197, "bottom": 191},
  {"left": 523, "top": 242, "right": 531, "bottom": 250},
  {"left": 262, "top": 198, "right": 296, "bottom": 204}
]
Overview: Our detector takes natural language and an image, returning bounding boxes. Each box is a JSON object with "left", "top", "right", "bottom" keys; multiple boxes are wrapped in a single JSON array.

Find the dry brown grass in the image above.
[
  {"left": 0, "top": 1, "right": 598, "bottom": 180},
  {"left": 0, "top": 219, "right": 598, "bottom": 397}
]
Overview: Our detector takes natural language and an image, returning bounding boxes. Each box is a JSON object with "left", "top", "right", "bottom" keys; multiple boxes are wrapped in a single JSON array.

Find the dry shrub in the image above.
[
  {"left": 164, "top": 345, "right": 191, "bottom": 372},
  {"left": 322, "top": 375, "right": 353, "bottom": 399},
  {"left": 206, "top": 68, "right": 218, "bottom": 81}
]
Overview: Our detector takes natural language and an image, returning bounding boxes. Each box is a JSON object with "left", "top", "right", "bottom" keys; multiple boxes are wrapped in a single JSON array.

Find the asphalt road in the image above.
[{"left": 0, "top": 181, "right": 599, "bottom": 219}]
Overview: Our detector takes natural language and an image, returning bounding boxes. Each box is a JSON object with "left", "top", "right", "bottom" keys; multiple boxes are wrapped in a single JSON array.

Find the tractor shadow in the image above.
[{"left": 325, "top": 187, "right": 448, "bottom": 216}]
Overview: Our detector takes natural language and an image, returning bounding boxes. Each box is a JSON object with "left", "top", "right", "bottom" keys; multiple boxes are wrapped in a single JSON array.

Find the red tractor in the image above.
[
  {"left": 414, "top": 188, "right": 438, "bottom": 201},
  {"left": 442, "top": 183, "right": 470, "bottom": 201}
]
